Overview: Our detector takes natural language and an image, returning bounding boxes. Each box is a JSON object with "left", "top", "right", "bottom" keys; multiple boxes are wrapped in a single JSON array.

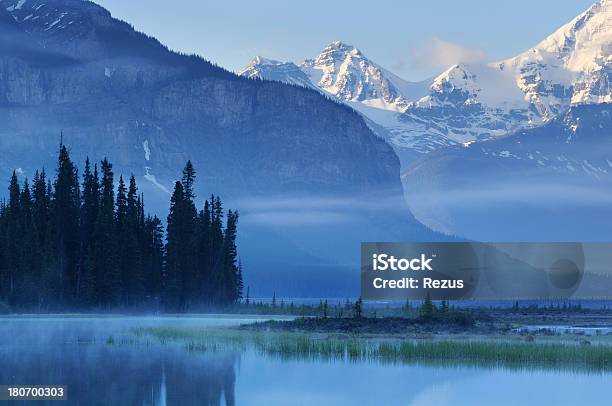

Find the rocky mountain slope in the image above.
[
  {"left": 240, "top": 42, "right": 434, "bottom": 164},
  {"left": 403, "top": 103, "right": 612, "bottom": 241},
  {"left": 241, "top": 41, "right": 430, "bottom": 112}
]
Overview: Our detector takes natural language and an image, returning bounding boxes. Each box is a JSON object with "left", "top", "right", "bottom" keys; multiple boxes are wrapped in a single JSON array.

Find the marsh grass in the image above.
[{"left": 131, "top": 327, "right": 612, "bottom": 372}]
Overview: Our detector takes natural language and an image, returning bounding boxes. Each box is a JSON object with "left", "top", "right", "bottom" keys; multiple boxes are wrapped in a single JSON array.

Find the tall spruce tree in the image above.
[
  {"left": 164, "top": 162, "right": 203, "bottom": 311},
  {"left": 79, "top": 160, "right": 99, "bottom": 306},
  {"left": 93, "top": 158, "right": 119, "bottom": 308},
  {"left": 115, "top": 175, "right": 129, "bottom": 305},
  {"left": 5, "top": 171, "right": 20, "bottom": 303},
  {"left": 165, "top": 181, "right": 186, "bottom": 310},
  {"left": 143, "top": 215, "right": 164, "bottom": 306},
  {"left": 32, "top": 170, "right": 50, "bottom": 251},
  {"left": 221, "top": 210, "right": 241, "bottom": 304},
  {"left": 196, "top": 199, "right": 212, "bottom": 302},
  {"left": 32, "top": 170, "right": 52, "bottom": 309},
  {"left": 209, "top": 195, "right": 224, "bottom": 302},
  {"left": 181, "top": 161, "right": 198, "bottom": 307},
  {"left": 123, "top": 175, "right": 143, "bottom": 306},
  {"left": 17, "top": 180, "right": 36, "bottom": 307},
  {"left": 0, "top": 200, "right": 6, "bottom": 303},
  {"left": 53, "top": 145, "right": 80, "bottom": 305}
]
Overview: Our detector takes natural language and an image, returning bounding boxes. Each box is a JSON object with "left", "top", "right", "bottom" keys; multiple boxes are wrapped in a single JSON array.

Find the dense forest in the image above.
[{"left": 0, "top": 144, "right": 242, "bottom": 312}]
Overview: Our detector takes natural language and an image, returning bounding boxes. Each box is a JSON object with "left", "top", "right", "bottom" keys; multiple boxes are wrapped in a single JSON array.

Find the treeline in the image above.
[{"left": 0, "top": 145, "right": 242, "bottom": 311}]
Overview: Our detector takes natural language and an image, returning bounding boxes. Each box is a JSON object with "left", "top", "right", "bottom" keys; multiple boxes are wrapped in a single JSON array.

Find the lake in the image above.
[{"left": 0, "top": 316, "right": 610, "bottom": 405}]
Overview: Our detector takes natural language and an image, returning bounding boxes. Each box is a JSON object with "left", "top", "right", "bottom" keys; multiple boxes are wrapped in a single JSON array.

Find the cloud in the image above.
[
  {"left": 234, "top": 192, "right": 409, "bottom": 227},
  {"left": 406, "top": 37, "right": 488, "bottom": 71},
  {"left": 241, "top": 210, "right": 352, "bottom": 227},
  {"left": 408, "top": 182, "right": 612, "bottom": 208}
]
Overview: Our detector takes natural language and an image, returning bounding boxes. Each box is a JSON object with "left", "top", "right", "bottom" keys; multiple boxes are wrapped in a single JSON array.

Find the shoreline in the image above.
[{"left": 133, "top": 322, "right": 612, "bottom": 373}]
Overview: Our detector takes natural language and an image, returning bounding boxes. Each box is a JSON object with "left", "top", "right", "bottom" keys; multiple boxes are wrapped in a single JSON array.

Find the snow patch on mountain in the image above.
[
  {"left": 143, "top": 140, "right": 151, "bottom": 161},
  {"left": 144, "top": 167, "right": 169, "bottom": 194},
  {"left": 417, "top": 63, "right": 527, "bottom": 109}
]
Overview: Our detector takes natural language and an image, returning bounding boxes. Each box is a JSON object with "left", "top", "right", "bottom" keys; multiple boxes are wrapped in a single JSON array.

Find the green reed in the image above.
[{"left": 132, "top": 327, "right": 612, "bottom": 372}]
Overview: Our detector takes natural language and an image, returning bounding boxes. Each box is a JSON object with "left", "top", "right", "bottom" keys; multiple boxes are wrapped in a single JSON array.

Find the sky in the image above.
[{"left": 93, "top": 0, "right": 596, "bottom": 81}]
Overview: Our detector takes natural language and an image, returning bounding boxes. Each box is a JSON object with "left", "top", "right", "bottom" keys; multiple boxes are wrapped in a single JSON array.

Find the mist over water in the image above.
[{"left": 1, "top": 316, "right": 611, "bottom": 406}]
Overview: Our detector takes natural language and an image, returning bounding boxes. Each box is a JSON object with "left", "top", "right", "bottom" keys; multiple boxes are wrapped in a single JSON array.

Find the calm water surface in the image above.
[{"left": 0, "top": 316, "right": 610, "bottom": 405}]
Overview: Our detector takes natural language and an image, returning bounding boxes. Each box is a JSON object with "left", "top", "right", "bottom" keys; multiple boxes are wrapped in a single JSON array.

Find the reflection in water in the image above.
[
  {"left": 0, "top": 317, "right": 240, "bottom": 406},
  {"left": 1, "top": 334, "right": 239, "bottom": 405},
  {"left": 159, "top": 367, "right": 167, "bottom": 406},
  {"left": 0, "top": 317, "right": 611, "bottom": 406}
]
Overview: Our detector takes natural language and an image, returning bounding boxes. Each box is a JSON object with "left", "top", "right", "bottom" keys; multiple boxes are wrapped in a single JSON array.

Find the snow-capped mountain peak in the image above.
[
  {"left": 496, "top": 0, "right": 612, "bottom": 115},
  {"left": 249, "top": 56, "right": 280, "bottom": 66},
  {"left": 239, "top": 40, "right": 431, "bottom": 113},
  {"left": 237, "top": 41, "right": 435, "bottom": 161},
  {"left": 309, "top": 40, "right": 363, "bottom": 66},
  {"left": 534, "top": 0, "right": 612, "bottom": 70},
  {"left": 300, "top": 41, "right": 416, "bottom": 111}
]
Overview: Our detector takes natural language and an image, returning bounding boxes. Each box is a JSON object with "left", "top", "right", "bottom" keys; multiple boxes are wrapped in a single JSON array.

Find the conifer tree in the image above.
[
  {"left": 196, "top": 199, "right": 212, "bottom": 301},
  {"left": 93, "top": 158, "right": 119, "bottom": 308},
  {"left": 353, "top": 297, "right": 363, "bottom": 318},
  {"left": 16, "top": 180, "right": 35, "bottom": 307},
  {"left": 143, "top": 215, "right": 164, "bottom": 304},
  {"left": 181, "top": 161, "right": 196, "bottom": 207},
  {"left": 165, "top": 181, "right": 186, "bottom": 310},
  {"left": 420, "top": 292, "right": 435, "bottom": 320},
  {"left": 0, "top": 201, "right": 7, "bottom": 302},
  {"left": 237, "top": 259, "right": 244, "bottom": 302},
  {"left": 5, "top": 171, "right": 20, "bottom": 303},
  {"left": 32, "top": 170, "right": 50, "bottom": 249},
  {"left": 209, "top": 195, "right": 225, "bottom": 302},
  {"left": 78, "top": 160, "right": 99, "bottom": 306},
  {"left": 221, "top": 210, "right": 240, "bottom": 304},
  {"left": 124, "top": 175, "right": 144, "bottom": 305},
  {"left": 32, "top": 170, "right": 52, "bottom": 309},
  {"left": 180, "top": 162, "right": 198, "bottom": 307},
  {"left": 115, "top": 175, "right": 129, "bottom": 305},
  {"left": 53, "top": 145, "right": 80, "bottom": 305},
  {"left": 164, "top": 162, "right": 200, "bottom": 311}
]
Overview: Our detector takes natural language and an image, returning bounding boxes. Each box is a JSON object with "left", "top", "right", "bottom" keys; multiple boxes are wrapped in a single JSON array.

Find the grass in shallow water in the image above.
[{"left": 132, "top": 326, "right": 612, "bottom": 372}]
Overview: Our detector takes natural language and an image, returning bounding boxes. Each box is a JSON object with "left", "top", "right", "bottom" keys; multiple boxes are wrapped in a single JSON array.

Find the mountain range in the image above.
[
  {"left": 240, "top": 0, "right": 612, "bottom": 240},
  {"left": 240, "top": 1, "right": 611, "bottom": 164},
  {"left": 0, "top": 0, "right": 610, "bottom": 295}
]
